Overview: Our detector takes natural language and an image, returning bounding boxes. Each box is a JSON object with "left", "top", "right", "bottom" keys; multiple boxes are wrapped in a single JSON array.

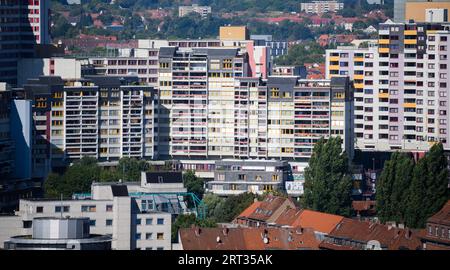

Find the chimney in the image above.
[
  {"left": 405, "top": 229, "right": 412, "bottom": 239},
  {"left": 195, "top": 228, "right": 201, "bottom": 237}
]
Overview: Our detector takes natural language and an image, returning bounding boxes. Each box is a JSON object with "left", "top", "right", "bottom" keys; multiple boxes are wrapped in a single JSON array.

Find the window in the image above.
[
  {"left": 81, "top": 205, "right": 96, "bottom": 212},
  {"left": 136, "top": 233, "right": 141, "bottom": 240},
  {"left": 106, "top": 205, "right": 113, "bottom": 212},
  {"left": 136, "top": 219, "right": 141, "bottom": 225},
  {"left": 146, "top": 233, "right": 153, "bottom": 240},
  {"left": 157, "top": 218, "right": 164, "bottom": 225},
  {"left": 55, "top": 206, "right": 70, "bottom": 213},
  {"left": 157, "top": 247, "right": 164, "bottom": 250},
  {"left": 89, "top": 220, "right": 96, "bottom": 227},
  {"left": 146, "top": 218, "right": 153, "bottom": 225},
  {"left": 106, "top": 219, "right": 113, "bottom": 226},
  {"left": 36, "top": 206, "right": 43, "bottom": 213},
  {"left": 23, "top": 221, "right": 32, "bottom": 228},
  {"left": 157, "top": 233, "right": 164, "bottom": 240}
]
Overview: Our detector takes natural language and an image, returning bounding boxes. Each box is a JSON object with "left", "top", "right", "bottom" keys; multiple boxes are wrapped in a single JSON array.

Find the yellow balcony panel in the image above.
[
  {"left": 354, "top": 75, "right": 364, "bottom": 80},
  {"left": 427, "top": 30, "right": 437, "bottom": 35},
  {"left": 354, "top": 57, "right": 364, "bottom": 62},
  {"left": 404, "top": 103, "right": 416, "bottom": 108},
  {"left": 378, "top": 93, "right": 389, "bottom": 99},
  {"left": 329, "top": 65, "right": 340, "bottom": 71},
  {"left": 378, "top": 39, "right": 390, "bottom": 45},
  {"left": 404, "top": 30, "right": 417, "bottom": 36},
  {"left": 353, "top": 83, "right": 364, "bottom": 89},
  {"left": 404, "top": 39, "right": 417, "bottom": 45},
  {"left": 329, "top": 56, "right": 340, "bottom": 61},
  {"left": 379, "top": 48, "right": 389, "bottom": 53}
]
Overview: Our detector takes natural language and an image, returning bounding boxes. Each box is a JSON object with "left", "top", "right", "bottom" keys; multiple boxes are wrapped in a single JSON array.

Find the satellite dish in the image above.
[{"left": 263, "top": 237, "right": 269, "bottom": 244}]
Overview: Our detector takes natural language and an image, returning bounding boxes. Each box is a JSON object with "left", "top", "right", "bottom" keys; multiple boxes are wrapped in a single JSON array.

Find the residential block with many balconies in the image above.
[{"left": 326, "top": 21, "right": 450, "bottom": 152}]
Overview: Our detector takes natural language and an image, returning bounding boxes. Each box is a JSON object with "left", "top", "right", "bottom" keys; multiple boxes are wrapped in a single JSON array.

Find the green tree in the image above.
[
  {"left": 61, "top": 157, "right": 100, "bottom": 197},
  {"left": 202, "top": 193, "right": 225, "bottom": 219},
  {"left": 302, "top": 137, "right": 353, "bottom": 217},
  {"left": 404, "top": 158, "right": 427, "bottom": 228},
  {"left": 275, "top": 42, "right": 325, "bottom": 66},
  {"left": 171, "top": 214, "right": 216, "bottom": 242},
  {"left": 118, "top": 157, "right": 148, "bottom": 182},
  {"left": 212, "top": 192, "right": 257, "bottom": 222},
  {"left": 377, "top": 143, "right": 449, "bottom": 228},
  {"left": 423, "top": 143, "right": 449, "bottom": 218},
  {"left": 183, "top": 170, "right": 204, "bottom": 199},
  {"left": 44, "top": 157, "right": 101, "bottom": 198},
  {"left": 44, "top": 172, "right": 63, "bottom": 198}
]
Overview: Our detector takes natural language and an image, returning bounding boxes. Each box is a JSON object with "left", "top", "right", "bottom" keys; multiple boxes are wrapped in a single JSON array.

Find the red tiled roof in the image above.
[
  {"left": 352, "top": 200, "right": 376, "bottom": 212},
  {"left": 325, "top": 218, "right": 422, "bottom": 250},
  {"left": 237, "top": 201, "right": 261, "bottom": 219},
  {"left": 292, "top": 210, "right": 344, "bottom": 234},
  {"left": 428, "top": 200, "right": 450, "bottom": 226},
  {"left": 274, "top": 209, "right": 344, "bottom": 234},
  {"left": 180, "top": 227, "right": 321, "bottom": 250},
  {"left": 237, "top": 196, "right": 294, "bottom": 222}
]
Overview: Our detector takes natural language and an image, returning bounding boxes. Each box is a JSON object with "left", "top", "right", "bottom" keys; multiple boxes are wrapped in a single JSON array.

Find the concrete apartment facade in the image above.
[
  {"left": 326, "top": 21, "right": 450, "bottom": 152},
  {"left": 300, "top": 1, "right": 344, "bottom": 14},
  {"left": 19, "top": 75, "right": 156, "bottom": 167},
  {"left": 207, "top": 160, "right": 291, "bottom": 196},
  {"left": 394, "top": 0, "right": 450, "bottom": 23},
  {"left": 0, "top": 182, "right": 173, "bottom": 250},
  {"left": 178, "top": 4, "right": 211, "bottom": 18},
  {"left": 0, "top": 0, "right": 50, "bottom": 85}
]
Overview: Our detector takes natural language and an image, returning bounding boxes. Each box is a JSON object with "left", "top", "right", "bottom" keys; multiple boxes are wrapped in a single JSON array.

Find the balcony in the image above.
[
  {"left": 403, "top": 103, "right": 416, "bottom": 108},
  {"left": 404, "top": 39, "right": 417, "bottom": 45},
  {"left": 329, "top": 56, "right": 339, "bottom": 62},
  {"left": 378, "top": 39, "right": 390, "bottom": 45},
  {"left": 379, "top": 48, "right": 389, "bottom": 53},
  {"left": 404, "top": 30, "right": 417, "bottom": 36}
]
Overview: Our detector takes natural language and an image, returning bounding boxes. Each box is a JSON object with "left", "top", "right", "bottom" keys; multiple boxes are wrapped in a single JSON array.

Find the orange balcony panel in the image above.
[{"left": 404, "top": 103, "right": 416, "bottom": 108}]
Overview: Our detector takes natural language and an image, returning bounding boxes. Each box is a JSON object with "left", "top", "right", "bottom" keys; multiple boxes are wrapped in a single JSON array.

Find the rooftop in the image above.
[
  {"left": 180, "top": 226, "right": 320, "bottom": 250},
  {"left": 427, "top": 200, "right": 450, "bottom": 226},
  {"left": 322, "top": 218, "right": 421, "bottom": 250}
]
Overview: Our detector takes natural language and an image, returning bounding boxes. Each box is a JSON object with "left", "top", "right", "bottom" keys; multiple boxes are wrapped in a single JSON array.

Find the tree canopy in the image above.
[
  {"left": 302, "top": 136, "right": 353, "bottom": 217},
  {"left": 44, "top": 157, "right": 155, "bottom": 198},
  {"left": 377, "top": 143, "right": 449, "bottom": 228}
]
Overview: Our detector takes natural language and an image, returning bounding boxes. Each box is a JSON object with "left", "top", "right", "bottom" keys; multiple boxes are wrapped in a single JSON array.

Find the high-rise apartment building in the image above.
[
  {"left": 327, "top": 21, "right": 450, "bottom": 151},
  {"left": 157, "top": 47, "right": 353, "bottom": 161},
  {"left": 20, "top": 76, "right": 156, "bottom": 168},
  {"left": 0, "top": 0, "right": 50, "bottom": 85}
]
